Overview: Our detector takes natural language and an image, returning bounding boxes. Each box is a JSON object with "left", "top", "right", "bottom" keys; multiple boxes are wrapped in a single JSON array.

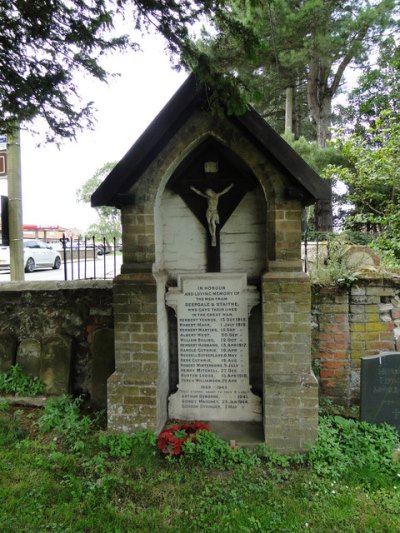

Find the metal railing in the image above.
[
  {"left": 302, "top": 233, "right": 329, "bottom": 273},
  {"left": 59, "top": 235, "right": 120, "bottom": 281}
]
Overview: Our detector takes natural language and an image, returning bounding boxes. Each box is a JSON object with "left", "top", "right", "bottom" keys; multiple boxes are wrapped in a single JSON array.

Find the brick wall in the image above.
[{"left": 312, "top": 274, "right": 400, "bottom": 405}]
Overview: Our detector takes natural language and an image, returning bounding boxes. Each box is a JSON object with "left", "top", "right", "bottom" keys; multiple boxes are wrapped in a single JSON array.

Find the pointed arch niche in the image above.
[
  {"left": 158, "top": 137, "right": 268, "bottom": 282},
  {"left": 156, "top": 137, "right": 266, "bottom": 400}
]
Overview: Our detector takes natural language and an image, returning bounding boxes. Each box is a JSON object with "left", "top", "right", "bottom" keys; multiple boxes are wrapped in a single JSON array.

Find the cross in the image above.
[{"left": 168, "top": 167, "right": 256, "bottom": 271}]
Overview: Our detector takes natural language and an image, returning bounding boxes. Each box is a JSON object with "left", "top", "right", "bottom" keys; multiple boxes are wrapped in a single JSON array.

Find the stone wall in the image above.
[
  {"left": 1, "top": 274, "right": 400, "bottom": 415},
  {"left": 312, "top": 273, "right": 400, "bottom": 405},
  {"left": 0, "top": 281, "right": 114, "bottom": 405}
]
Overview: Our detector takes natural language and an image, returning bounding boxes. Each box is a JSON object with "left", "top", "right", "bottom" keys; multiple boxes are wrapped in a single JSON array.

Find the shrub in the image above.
[
  {"left": 181, "top": 429, "right": 259, "bottom": 469},
  {"left": 306, "top": 415, "right": 400, "bottom": 481},
  {"left": 0, "top": 364, "right": 44, "bottom": 396}
]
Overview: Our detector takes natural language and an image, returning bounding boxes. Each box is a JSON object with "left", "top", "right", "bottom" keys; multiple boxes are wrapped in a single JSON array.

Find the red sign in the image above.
[{"left": 0, "top": 153, "right": 6, "bottom": 176}]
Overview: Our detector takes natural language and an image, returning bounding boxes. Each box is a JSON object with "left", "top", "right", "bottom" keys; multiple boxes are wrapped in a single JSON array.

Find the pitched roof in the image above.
[{"left": 91, "top": 74, "right": 331, "bottom": 208}]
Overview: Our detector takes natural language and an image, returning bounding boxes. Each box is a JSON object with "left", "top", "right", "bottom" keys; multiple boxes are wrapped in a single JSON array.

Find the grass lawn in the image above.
[{"left": 0, "top": 396, "right": 400, "bottom": 533}]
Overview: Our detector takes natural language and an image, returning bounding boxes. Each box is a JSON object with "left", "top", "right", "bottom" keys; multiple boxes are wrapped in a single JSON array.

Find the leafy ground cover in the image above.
[{"left": 1, "top": 395, "right": 400, "bottom": 532}]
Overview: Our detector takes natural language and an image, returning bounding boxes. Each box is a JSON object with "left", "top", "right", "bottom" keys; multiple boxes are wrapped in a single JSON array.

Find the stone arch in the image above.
[{"left": 155, "top": 135, "right": 269, "bottom": 281}]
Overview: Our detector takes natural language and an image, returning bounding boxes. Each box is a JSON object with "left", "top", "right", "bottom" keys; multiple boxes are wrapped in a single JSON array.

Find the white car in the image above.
[{"left": 0, "top": 239, "right": 62, "bottom": 273}]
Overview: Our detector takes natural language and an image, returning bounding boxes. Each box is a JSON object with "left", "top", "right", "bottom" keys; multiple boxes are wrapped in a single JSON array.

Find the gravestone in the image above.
[
  {"left": 41, "top": 335, "right": 72, "bottom": 394},
  {"left": 17, "top": 338, "right": 41, "bottom": 377},
  {"left": 360, "top": 352, "right": 400, "bottom": 430},
  {"left": 166, "top": 273, "right": 261, "bottom": 421}
]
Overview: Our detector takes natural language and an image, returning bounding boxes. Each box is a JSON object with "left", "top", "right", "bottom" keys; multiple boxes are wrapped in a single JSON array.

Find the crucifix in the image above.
[
  {"left": 190, "top": 184, "right": 234, "bottom": 247},
  {"left": 166, "top": 141, "right": 258, "bottom": 272}
]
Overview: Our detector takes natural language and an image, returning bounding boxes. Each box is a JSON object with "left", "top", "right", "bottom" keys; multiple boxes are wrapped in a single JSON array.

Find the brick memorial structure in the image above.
[{"left": 92, "top": 74, "right": 330, "bottom": 452}]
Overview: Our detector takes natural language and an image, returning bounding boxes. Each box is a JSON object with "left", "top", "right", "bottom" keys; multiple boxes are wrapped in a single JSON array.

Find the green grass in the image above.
[{"left": 1, "top": 396, "right": 400, "bottom": 532}]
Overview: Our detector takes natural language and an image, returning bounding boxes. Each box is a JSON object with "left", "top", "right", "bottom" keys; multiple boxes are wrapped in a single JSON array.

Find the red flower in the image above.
[{"left": 157, "top": 421, "right": 210, "bottom": 456}]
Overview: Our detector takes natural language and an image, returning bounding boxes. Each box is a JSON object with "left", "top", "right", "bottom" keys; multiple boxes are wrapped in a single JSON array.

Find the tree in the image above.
[
  {"left": 198, "top": 0, "right": 399, "bottom": 232},
  {"left": 0, "top": 0, "right": 222, "bottom": 141},
  {"left": 343, "top": 38, "right": 400, "bottom": 135},
  {"left": 327, "top": 110, "right": 400, "bottom": 260},
  {"left": 76, "top": 162, "right": 121, "bottom": 242},
  {"left": 203, "top": 0, "right": 398, "bottom": 146}
]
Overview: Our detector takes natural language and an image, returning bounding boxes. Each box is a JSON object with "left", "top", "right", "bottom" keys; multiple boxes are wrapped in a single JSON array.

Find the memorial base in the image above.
[{"left": 169, "top": 386, "right": 262, "bottom": 422}]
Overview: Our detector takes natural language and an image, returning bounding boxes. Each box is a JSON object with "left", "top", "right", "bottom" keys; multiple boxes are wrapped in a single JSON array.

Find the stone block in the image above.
[
  {"left": 41, "top": 335, "right": 72, "bottom": 395},
  {"left": 17, "top": 338, "right": 41, "bottom": 378}
]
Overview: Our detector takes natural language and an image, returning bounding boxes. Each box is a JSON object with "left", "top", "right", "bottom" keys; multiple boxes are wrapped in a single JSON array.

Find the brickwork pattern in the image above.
[
  {"left": 311, "top": 277, "right": 399, "bottom": 405},
  {"left": 311, "top": 287, "right": 350, "bottom": 403},
  {"left": 274, "top": 201, "right": 303, "bottom": 263},
  {"left": 108, "top": 273, "right": 159, "bottom": 432},
  {"left": 263, "top": 272, "right": 318, "bottom": 453},
  {"left": 121, "top": 210, "right": 155, "bottom": 272}
]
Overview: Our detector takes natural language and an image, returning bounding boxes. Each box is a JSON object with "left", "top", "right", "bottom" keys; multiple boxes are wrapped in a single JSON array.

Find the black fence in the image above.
[
  {"left": 302, "top": 233, "right": 330, "bottom": 273},
  {"left": 60, "top": 235, "right": 120, "bottom": 281}
]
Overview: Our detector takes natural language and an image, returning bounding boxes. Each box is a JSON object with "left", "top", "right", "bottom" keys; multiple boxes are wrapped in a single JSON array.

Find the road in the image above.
[{"left": 0, "top": 255, "right": 122, "bottom": 282}]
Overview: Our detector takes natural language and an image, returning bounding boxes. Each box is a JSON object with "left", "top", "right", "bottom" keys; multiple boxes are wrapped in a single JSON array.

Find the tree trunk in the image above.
[
  {"left": 285, "top": 86, "right": 294, "bottom": 136},
  {"left": 307, "top": 61, "right": 333, "bottom": 232}
]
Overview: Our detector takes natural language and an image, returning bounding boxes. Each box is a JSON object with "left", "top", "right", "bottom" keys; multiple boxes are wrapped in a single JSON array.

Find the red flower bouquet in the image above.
[{"left": 157, "top": 421, "right": 210, "bottom": 456}]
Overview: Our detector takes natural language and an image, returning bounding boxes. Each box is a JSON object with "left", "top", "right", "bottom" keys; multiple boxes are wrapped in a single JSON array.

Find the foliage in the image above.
[
  {"left": 327, "top": 109, "right": 400, "bottom": 262},
  {"left": 308, "top": 234, "right": 360, "bottom": 287},
  {"left": 306, "top": 416, "right": 400, "bottom": 483},
  {"left": 0, "top": 364, "right": 44, "bottom": 396},
  {"left": 1, "top": 406, "right": 400, "bottom": 531},
  {"left": 0, "top": 0, "right": 131, "bottom": 141},
  {"left": 344, "top": 37, "right": 400, "bottom": 134},
  {"left": 76, "top": 161, "right": 121, "bottom": 240},
  {"left": 181, "top": 428, "right": 259, "bottom": 468},
  {"left": 37, "top": 394, "right": 92, "bottom": 452},
  {"left": 200, "top": 0, "right": 399, "bottom": 146},
  {"left": 99, "top": 430, "right": 157, "bottom": 458},
  {"left": 0, "top": 1, "right": 231, "bottom": 140}
]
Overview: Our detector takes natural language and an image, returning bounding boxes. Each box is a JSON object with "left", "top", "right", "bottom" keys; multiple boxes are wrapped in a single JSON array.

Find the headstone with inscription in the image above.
[
  {"left": 166, "top": 273, "right": 261, "bottom": 421},
  {"left": 360, "top": 352, "right": 400, "bottom": 430}
]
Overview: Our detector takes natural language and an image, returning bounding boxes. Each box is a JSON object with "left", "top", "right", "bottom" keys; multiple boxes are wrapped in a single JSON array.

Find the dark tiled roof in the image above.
[{"left": 91, "top": 74, "right": 330, "bottom": 207}]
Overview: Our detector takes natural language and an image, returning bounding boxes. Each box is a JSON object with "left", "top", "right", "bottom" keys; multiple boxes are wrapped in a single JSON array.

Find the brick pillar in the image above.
[
  {"left": 262, "top": 272, "right": 318, "bottom": 453},
  {"left": 107, "top": 273, "right": 159, "bottom": 432}
]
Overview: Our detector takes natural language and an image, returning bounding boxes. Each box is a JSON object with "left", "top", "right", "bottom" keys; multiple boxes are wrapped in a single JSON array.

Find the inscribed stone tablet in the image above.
[
  {"left": 166, "top": 273, "right": 261, "bottom": 421},
  {"left": 360, "top": 352, "right": 400, "bottom": 430}
]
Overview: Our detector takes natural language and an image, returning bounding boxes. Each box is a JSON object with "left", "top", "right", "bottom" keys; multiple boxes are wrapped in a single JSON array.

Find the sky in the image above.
[{"left": 0, "top": 32, "right": 187, "bottom": 232}]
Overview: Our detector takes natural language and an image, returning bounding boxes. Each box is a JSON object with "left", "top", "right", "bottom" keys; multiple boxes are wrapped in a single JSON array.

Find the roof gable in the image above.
[{"left": 91, "top": 74, "right": 330, "bottom": 208}]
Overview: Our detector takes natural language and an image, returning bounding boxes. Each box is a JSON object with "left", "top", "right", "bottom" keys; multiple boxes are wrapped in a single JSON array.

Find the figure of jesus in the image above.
[{"left": 190, "top": 183, "right": 234, "bottom": 246}]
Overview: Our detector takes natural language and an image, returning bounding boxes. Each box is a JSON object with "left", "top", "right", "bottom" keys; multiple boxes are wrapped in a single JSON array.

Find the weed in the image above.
[
  {"left": 181, "top": 429, "right": 259, "bottom": 469},
  {"left": 99, "top": 430, "right": 157, "bottom": 459},
  {"left": 2, "top": 409, "right": 400, "bottom": 531},
  {"left": 0, "top": 398, "right": 10, "bottom": 412},
  {"left": 0, "top": 364, "right": 44, "bottom": 396},
  {"left": 37, "top": 394, "right": 92, "bottom": 452},
  {"left": 306, "top": 415, "right": 400, "bottom": 483}
]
